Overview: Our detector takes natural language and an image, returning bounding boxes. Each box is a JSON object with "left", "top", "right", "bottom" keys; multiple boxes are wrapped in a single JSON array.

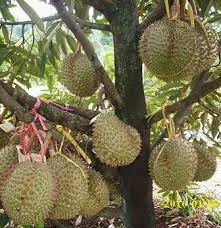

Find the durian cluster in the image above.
[
  {"left": 60, "top": 53, "right": 99, "bottom": 97},
  {"left": 0, "top": 145, "right": 112, "bottom": 225},
  {"left": 0, "top": 112, "right": 137, "bottom": 225},
  {"left": 139, "top": 19, "right": 218, "bottom": 82},
  {"left": 149, "top": 139, "right": 217, "bottom": 191}
]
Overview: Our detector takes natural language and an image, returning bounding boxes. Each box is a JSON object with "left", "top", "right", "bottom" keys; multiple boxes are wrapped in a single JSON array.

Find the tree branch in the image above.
[
  {"left": 139, "top": 0, "right": 174, "bottom": 33},
  {"left": 0, "top": 82, "right": 98, "bottom": 120},
  {"left": 0, "top": 84, "right": 64, "bottom": 142},
  {"left": 147, "top": 73, "right": 221, "bottom": 124},
  {"left": 0, "top": 14, "right": 111, "bottom": 31},
  {"left": 0, "top": 15, "right": 60, "bottom": 26},
  {"left": 0, "top": 85, "right": 32, "bottom": 123},
  {"left": 51, "top": 0, "right": 124, "bottom": 108},
  {"left": 77, "top": 17, "right": 111, "bottom": 31},
  {"left": 151, "top": 107, "right": 192, "bottom": 149},
  {"left": 83, "top": 0, "right": 115, "bottom": 22},
  {"left": 150, "top": 71, "right": 220, "bottom": 149},
  {"left": 0, "top": 82, "right": 92, "bottom": 134}
]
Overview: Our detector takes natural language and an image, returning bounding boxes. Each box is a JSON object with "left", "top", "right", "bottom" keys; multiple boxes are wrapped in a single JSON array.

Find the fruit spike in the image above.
[{"left": 60, "top": 53, "right": 99, "bottom": 97}]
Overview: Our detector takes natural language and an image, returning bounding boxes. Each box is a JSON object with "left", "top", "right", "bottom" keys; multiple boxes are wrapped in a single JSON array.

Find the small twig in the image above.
[
  {"left": 200, "top": 101, "right": 221, "bottom": 117},
  {"left": 151, "top": 71, "right": 221, "bottom": 149},
  {"left": 151, "top": 107, "right": 191, "bottom": 149},
  {"left": 139, "top": 0, "right": 174, "bottom": 32},
  {"left": 189, "top": 0, "right": 197, "bottom": 16},
  {"left": 179, "top": 0, "right": 187, "bottom": 20},
  {"left": 0, "top": 14, "right": 111, "bottom": 31},
  {"left": 147, "top": 73, "right": 221, "bottom": 124},
  {"left": 83, "top": 0, "right": 115, "bottom": 22}
]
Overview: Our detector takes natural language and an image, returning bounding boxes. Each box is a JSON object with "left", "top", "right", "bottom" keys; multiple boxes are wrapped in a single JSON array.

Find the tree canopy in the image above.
[{"left": 0, "top": 0, "right": 221, "bottom": 227}]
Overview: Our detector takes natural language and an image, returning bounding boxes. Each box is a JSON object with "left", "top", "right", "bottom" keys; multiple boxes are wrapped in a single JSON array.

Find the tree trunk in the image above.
[{"left": 111, "top": 1, "right": 155, "bottom": 228}]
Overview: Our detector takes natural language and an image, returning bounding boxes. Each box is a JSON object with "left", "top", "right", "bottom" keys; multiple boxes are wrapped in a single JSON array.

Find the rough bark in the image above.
[{"left": 111, "top": 1, "right": 155, "bottom": 227}]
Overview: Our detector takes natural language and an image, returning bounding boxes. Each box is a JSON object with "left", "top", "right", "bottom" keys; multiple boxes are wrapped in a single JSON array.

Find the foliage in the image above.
[
  {"left": 0, "top": 210, "right": 9, "bottom": 227},
  {"left": 161, "top": 186, "right": 220, "bottom": 216},
  {"left": 207, "top": 208, "right": 221, "bottom": 224}
]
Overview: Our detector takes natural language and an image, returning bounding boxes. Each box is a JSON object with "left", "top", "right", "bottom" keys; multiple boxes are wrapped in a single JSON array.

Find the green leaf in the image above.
[
  {"left": 1, "top": 25, "right": 9, "bottom": 43},
  {"left": 56, "top": 28, "right": 67, "bottom": 54},
  {"left": 211, "top": 118, "right": 220, "bottom": 138},
  {"left": 45, "top": 21, "right": 61, "bottom": 38},
  {"left": 66, "top": 34, "right": 76, "bottom": 52},
  {"left": 160, "top": 82, "right": 185, "bottom": 91},
  {"left": 162, "top": 191, "right": 170, "bottom": 197},
  {"left": 0, "top": 211, "right": 9, "bottom": 227},
  {"left": 16, "top": 0, "right": 45, "bottom": 32},
  {"left": 46, "top": 73, "right": 54, "bottom": 93},
  {"left": 48, "top": 41, "right": 56, "bottom": 67},
  {"left": 200, "top": 112, "right": 207, "bottom": 129},
  {"left": 35, "top": 224, "right": 44, "bottom": 228},
  {"left": 0, "top": 46, "right": 11, "bottom": 65},
  {"left": 39, "top": 52, "right": 46, "bottom": 77},
  {"left": 207, "top": 14, "right": 221, "bottom": 23},
  {"left": 53, "top": 42, "right": 61, "bottom": 60},
  {"left": 0, "top": 7, "right": 15, "bottom": 21}
]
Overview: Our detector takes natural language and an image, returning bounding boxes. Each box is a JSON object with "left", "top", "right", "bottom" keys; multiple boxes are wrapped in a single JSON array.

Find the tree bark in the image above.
[{"left": 111, "top": 1, "right": 155, "bottom": 227}]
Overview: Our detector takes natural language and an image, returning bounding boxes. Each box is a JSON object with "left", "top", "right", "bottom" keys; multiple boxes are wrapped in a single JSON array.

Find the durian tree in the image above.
[{"left": 0, "top": 0, "right": 221, "bottom": 227}]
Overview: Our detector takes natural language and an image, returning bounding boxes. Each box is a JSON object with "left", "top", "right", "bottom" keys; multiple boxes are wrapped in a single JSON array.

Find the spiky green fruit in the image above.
[
  {"left": 139, "top": 19, "right": 197, "bottom": 81},
  {"left": 92, "top": 112, "right": 141, "bottom": 167},
  {"left": 60, "top": 53, "right": 99, "bottom": 97},
  {"left": 2, "top": 162, "right": 55, "bottom": 225},
  {"left": 139, "top": 19, "right": 218, "bottom": 82},
  {"left": 193, "top": 143, "right": 217, "bottom": 182},
  {"left": 48, "top": 153, "right": 89, "bottom": 219},
  {"left": 80, "top": 170, "right": 109, "bottom": 217},
  {"left": 149, "top": 138, "right": 198, "bottom": 191},
  {"left": 0, "top": 145, "right": 18, "bottom": 194},
  {"left": 193, "top": 22, "right": 218, "bottom": 74}
]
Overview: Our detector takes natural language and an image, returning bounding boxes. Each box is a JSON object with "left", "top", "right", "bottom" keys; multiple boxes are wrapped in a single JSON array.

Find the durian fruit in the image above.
[
  {"left": 80, "top": 170, "right": 109, "bottom": 217},
  {"left": 48, "top": 153, "right": 89, "bottom": 219},
  {"left": 1, "top": 162, "right": 55, "bottom": 225},
  {"left": 0, "top": 145, "right": 18, "bottom": 194},
  {"left": 193, "top": 142, "right": 217, "bottom": 182},
  {"left": 149, "top": 138, "right": 198, "bottom": 191},
  {"left": 139, "top": 19, "right": 197, "bottom": 81},
  {"left": 92, "top": 112, "right": 141, "bottom": 167},
  {"left": 60, "top": 53, "right": 99, "bottom": 97},
  {"left": 188, "top": 22, "right": 218, "bottom": 78}
]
